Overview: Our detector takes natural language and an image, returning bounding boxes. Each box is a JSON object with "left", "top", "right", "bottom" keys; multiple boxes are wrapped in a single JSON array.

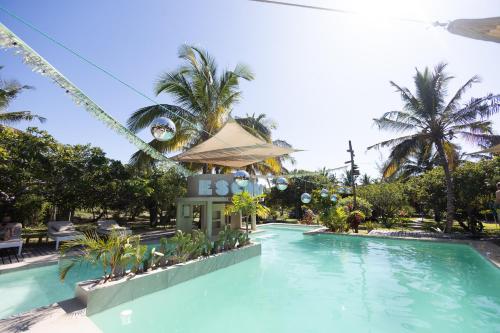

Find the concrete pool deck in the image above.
[{"left": 0, "top": 298, "right": 100, "bottom": 333}]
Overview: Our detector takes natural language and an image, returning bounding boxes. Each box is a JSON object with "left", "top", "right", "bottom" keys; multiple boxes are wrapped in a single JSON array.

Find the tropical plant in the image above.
[
  {"left": 127, "top": 45, "right": 254, "bottom": 171},
  {"left": 346, "top": 210, "right": 365, "bottom": 233},
  {"left": 225, "top": 192, "right": 270, "bottom": 233},
  {"left": 217, "top": 225, "right": 239, "bottom": 251},
  {"left": 59, "top": 232, "right": 145, "bottom": 282},
  {"left": 360, "top": 174, "right": 373, "bottom": 185},
  {"left": 369, "top": 63, "right": 500, "bottom": 232},
  {"left": 166, "top": 230, "right": 198, "bottom": 264},
  {"left": 237, "top": 232, "right": 250, "bottom": 247},
  {"left": 0, "top": 66, "right": 45, "bottom": 127},
  {"left": 338, "top": 196, "right": 372, "bottom": 219},
  {"left": 357, "top": 182, "right": 406, "bottom": 224},
  {"left": 322, "top": 207, "right": 348, "bottom": 232},
  {"left": 300, "top": 208, "right": 316, "bottom": 225},
  {"left": 364, "top": 221, "right": 376, "bottom": 233}
]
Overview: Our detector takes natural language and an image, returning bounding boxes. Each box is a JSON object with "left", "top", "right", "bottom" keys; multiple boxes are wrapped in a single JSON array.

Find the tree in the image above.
[
  {"left": 405, "top": 168, "right": 446, "bottom": 222},
  {"left": 357, "top": 182, "right": 405, "bottom": 224},
  {"left": 369, "top": 63, "right": 500, "bottom": 232},
  {"left": 360, "top": 173, "right": 372, "bottom": 185},
  {"left": 145, "top": 168, "right": 187, "bottom": 226},
  {"left": 126, "top": 45, "right": 254, "bottom": 171},
  {"left": 226, "top": 192, "right": 269, "bottom": 233},
  {"left": 0, "top": 66, "right": 45, "bottom": 127},
  {"left": 235, "top": 113, "right": 295, "bottom": 175}
]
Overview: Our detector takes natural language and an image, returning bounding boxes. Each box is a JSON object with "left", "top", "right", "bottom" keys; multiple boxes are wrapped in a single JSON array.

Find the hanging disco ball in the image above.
[
  {"left": 320, "top": 188, "right": 329, "bottom": 198},
  {"left": 234, "top": 170, "right": 250, "bottom": 188},
  {"left": 301, "top": 192, "right": 312, "bottom": 204},
  {"left": 330, "top": 194, "right": 338, "bottom": 203},
  {"left": 150, "top": 117, "right": 176, "bottom": 141},
  {"left": 276, "top": 177, "right": 288, "bottom": 191}
]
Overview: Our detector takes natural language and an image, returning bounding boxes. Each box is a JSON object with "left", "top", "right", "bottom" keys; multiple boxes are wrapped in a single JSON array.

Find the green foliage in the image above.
[
  {"left": 346, "top": 210, "right": 365, "bottom": 233},
  {"left": 0, "top": 66, "right": 45, "bottom": 126},
  {"left": 369, "top": 63, "right": 500, "bottom": 232},
  {"left": 337, "top": 196, "right": 372, "bottom": 218},
  {"left": 126, "top": 45, "right": 254, "bottom": 169},
  {"left": 300, "top": 209, "right": 316, "bottom": 225},
  {"left": 357, "top": 182, "right": 405, "bottom": 223},
  {"left": 322, "top": 207, "right": 348, "bottom": 232},
  {"left": 0, "top": 126, "right": 187, "bottom": 225},
  {"left": 59, "top": 232, "right": 145, "bottom": 282},
  {"left": 364, "top": 221, "right": 376, "bottom": 232},
  {"left": 226, "top": 192, "right": 270, "bottom": 219}
]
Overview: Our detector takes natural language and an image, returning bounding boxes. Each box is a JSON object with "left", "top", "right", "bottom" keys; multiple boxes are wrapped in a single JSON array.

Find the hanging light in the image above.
[
  {"left": 330, "top": 194, "right": 338, "bottom": 203},
  {"left": 150, "top": 117, "right": 176, "bottom": 141},
  {"left": 234, "top": 170, "right": 250, "bottom": 188},
  {"left": 301, "top": 192, "right": 312, "bottom": 204},
  {"left": 276, "top": 177, "right": 288, "bottom": 191},
  {"left": 320, "top": 188, "right": 329, "bottom": 198}
]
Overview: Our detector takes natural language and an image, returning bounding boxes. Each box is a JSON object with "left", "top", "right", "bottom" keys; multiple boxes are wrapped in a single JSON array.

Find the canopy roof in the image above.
[
  {"left": 172, "top": 118, "right": 299, "bottom": 168},
  {"left": 448, "top": 17, "right": 500, "bottom": 43}
]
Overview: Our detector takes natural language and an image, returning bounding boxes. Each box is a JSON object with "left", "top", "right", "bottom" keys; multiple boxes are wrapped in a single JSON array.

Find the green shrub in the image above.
[
  {"left": 346, "top": 210, "right": 365, "bottom": 233},
  {"left": 323, "top": 207, "right": 348, "bottom": 232},
  {"left": 364, "top": 221, "right": 376, "bottom": 232},
  {"left": 338, "top": 196, "right": 372, "bottom": 218}
]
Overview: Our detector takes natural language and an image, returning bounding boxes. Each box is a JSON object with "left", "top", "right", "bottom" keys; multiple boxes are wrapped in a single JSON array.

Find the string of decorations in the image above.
[{"left": 0, "top": 23, "right": 192, "bottom": 177}]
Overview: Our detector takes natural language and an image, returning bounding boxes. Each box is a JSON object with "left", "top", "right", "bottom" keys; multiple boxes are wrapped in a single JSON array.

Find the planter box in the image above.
[{"left": 76, "top": 243, "right": 261, "bottom": 315}]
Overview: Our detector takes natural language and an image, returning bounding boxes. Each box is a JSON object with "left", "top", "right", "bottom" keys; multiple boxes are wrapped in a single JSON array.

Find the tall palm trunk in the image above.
[{"left": 435, "top": 140, "right": 455, "bottom": 233}]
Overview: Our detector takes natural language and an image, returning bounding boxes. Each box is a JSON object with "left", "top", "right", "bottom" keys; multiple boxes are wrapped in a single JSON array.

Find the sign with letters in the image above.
[{"left": 187, "top": 175, "right": 264, "bottom": 197}]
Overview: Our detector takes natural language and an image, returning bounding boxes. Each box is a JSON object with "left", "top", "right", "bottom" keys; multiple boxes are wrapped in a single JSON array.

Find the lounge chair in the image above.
[
  {"left": 0, "top": 223, "right": 23, "bottom": 256},
  {"left": 47, "top": 221, "right": 83, "bottom": 250},
  {"left": 97, "top": 220, "right": 132, "bottom": 237}
]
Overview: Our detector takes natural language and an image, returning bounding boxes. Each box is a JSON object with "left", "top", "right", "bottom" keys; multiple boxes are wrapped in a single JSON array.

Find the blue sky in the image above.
[{"left": 1, "top": 0, "right": 499, "bottom": 177}]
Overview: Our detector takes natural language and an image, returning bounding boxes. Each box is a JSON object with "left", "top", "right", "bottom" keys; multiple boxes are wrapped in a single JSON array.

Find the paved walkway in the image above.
[{"left": 0, "top": 298, "right": 100, "bottom": 333}]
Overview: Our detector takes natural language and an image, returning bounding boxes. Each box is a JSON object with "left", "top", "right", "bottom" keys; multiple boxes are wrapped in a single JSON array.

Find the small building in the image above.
[
  {"left": 173, "top": 118, "right": 298, "bottom": 238},
  {"left": 176, "top": 174, "right": 264, "bottom": 238}
]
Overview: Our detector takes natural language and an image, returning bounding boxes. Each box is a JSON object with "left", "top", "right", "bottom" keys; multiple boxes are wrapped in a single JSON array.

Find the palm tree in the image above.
[
  {"left": 368, "top": 63, "right": 499, "bottom": 232},
  {"left": 360, "top": 173, "right": 372, "bottom": 185},
  {"left": 0, "top": 66, "right": 45, "bottom": 127},
  {"left": 235, "top": 113, "right": 295, "bottom": 175},
  {"left": 127, "top": 45, "right": 254, "bottom": 171}
]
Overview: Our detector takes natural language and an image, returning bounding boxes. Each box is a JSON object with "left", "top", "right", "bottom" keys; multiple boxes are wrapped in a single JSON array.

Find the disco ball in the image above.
[
  {"left": 234, "top": 170, "right": 250, "bottom": 188},
  {"left": 301, "top": 192, "right": 312, "bottom": 204},
  {"left": 150, "top": 117, "right": 176, "bottom": 141},
  {"left": 276, "top": 177, "right": 288, "bottom": 191},
  {"left": 320, "top": 188, "right": 329, "bottom": 198},
  {"left": 330, "top": 194, "right": 338, "bottom": 203}
]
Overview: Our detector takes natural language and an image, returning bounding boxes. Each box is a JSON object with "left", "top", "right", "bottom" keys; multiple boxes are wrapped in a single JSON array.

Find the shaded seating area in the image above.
[
  {"left": 96, "top": 220, "right": 132, "bottom": 237},
  {"left": 0, "top": 223, "right": 23, "bottom": 256},
  {"left": 47, "top": 221, "right": 83, "bottom": 250}
]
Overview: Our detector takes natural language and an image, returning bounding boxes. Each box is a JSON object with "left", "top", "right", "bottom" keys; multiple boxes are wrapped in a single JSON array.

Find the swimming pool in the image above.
[
  {"left": 0, "top": 261, "right": 101, "bottom": 319},
  {"left": 90, "top": 225, "right": 500, "bottom": 332}
]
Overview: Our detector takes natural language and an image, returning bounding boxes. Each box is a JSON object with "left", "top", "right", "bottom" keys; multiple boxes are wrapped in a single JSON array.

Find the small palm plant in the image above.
[
  {"left": 225, "top": 192, "right": 270, "bottom": 234},
  {"left": 59, "top": 231, "right": 145, "bottom": 283}
]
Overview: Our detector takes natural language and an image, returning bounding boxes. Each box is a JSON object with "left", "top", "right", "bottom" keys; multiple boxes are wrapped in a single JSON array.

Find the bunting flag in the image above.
[{"left": 0, "top": 23, "right": 191, "bottom": 175}]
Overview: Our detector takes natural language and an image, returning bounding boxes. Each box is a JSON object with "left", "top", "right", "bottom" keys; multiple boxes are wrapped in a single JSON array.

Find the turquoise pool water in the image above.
[
  {"left": 90, "top": 225, "right": 500, "bottom": 333},
  {"left": 0, "top": 262, "right": 101, "bottom": 318}
]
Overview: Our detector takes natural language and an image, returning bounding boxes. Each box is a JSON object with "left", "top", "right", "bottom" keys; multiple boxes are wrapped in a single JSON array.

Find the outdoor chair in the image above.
[
  {"left": 0, "top": 223, "right": 23, "bottom": 256},
  {"left": 47, "top": 221, "right": 83, "bottom": 250},
  {"left": 96, "top": 220, "right": 132, "bottom": 237}
]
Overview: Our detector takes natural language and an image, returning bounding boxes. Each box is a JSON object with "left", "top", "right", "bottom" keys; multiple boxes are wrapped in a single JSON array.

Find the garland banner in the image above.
[{"left": 0, "top": 23, "right": 191, "bottom": 175}]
